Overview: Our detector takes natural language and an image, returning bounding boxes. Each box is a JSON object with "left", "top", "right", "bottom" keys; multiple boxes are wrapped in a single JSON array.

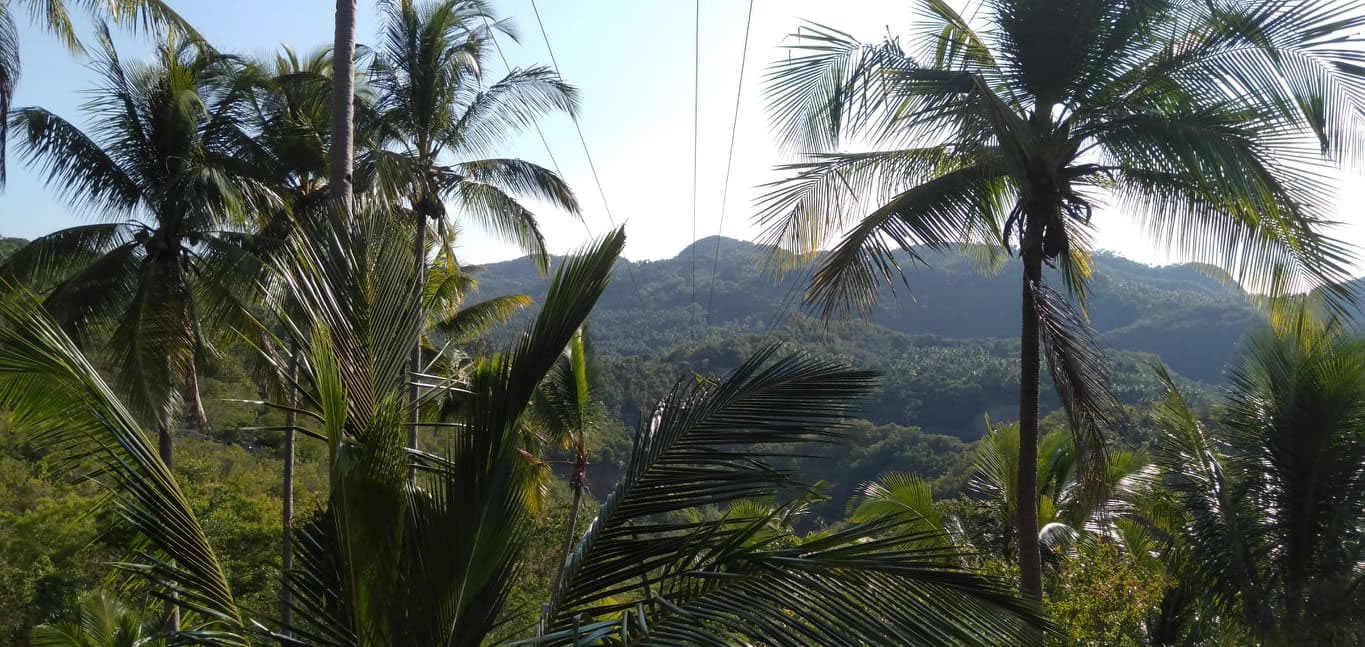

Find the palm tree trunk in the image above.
[
  {"left": 409, "top": 213, "right": 426, "bottom": 487},
  {"left": 329, "top": 0, "right": 357, "bottom": 211},
  {"left": 280, "top": 341, "right": 298, "bottom": 631},
  {"left": 551, "top": 453, "right": 587, "bottom": 600},
  {"left": 1017, "top": 242, "right": 1044, "bottom": 604},
  {"left": 157, "top": 422, "right": 180, "bottom": 634}
]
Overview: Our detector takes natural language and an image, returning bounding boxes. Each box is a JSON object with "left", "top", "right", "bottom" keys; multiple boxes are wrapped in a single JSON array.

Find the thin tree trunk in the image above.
[
  {"left": 1017, "top": 244, "right": 1044, "bottom": 604},
  {"left": 158, "top": 423, "right": 180, "bottom": 634},
  {"left": 409, "top": 213, "right": 426, "bottom": 487},
  {"left": 550, "top": 454, "right": 586, "bottom": 600},
  {"left": 279, "top": 341, "right": 298, "bottom": 632},
  {"left": 329, "top": 0, "right": 357, "bottom": 212},
  {"left": 185, "top": 362, "right": 208, "bottom": 433}
]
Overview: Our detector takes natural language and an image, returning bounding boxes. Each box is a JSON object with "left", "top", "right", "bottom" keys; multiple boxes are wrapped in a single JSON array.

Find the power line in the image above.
[
  {"left": 690, "top": 0, "right": 700, "bottom": 335},
  {"left": 704, "top": 0, "right": 754, "bottom": 329},
  {"left": 479, "top": 14, "right": 589, "bottom": 238},
  {"left": 529, "top": 0, "right": 618, "bottom": 231},
  {"left": 527, "top": 0, "right": 642, "bottom": 297}
]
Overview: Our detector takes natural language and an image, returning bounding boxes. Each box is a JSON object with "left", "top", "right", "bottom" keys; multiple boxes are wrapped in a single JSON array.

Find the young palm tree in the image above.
[
  {"left": 760, "top": 0, "right": 1364, "bottom": 600},
  {"left": 2, "top": 30, "right": 274, "bottom": 463},
  {"left": 970, "top": 419, "right": 1148, "bottom": 556},
  {"left": 534, "top": 325, "right": 592, "bottom": 600},
  {"left": 365, "top": 0, "right": 581, "bottom": 473},
  {"left": 1152, "top": 327, "right": 1365, "bottom": 644},
  {"left": 0, "top": 0, "right": 198, "bottom": 181},
  {"left": 30, "top": 591, "right": 151, "bottom": 647}
]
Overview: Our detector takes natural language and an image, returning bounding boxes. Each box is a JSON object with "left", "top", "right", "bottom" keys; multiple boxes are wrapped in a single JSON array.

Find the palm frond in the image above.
[
  {"left": 546, "top": 347, "right": 1047, "bottom": 644},
  {"left": 798, "top": 161, "right": 1012, "bottom": 318},
  {"left": 441, "top": 175, "right": 549, "bottom": 272},
  {"left": 445, "top": 66, "right": 579, "bottom": 159},
  {"left": 0, "top": 222, "right": 131, "bottom": 292},
  {"left": 0, "top": 6, "right": 19, "bottom": 184},
  {"left": 764, "top": 21, "right": 900, "bottom": 153},
  {"left": 1029, "top": 281, "right": 1119, "bottom": 505},
  {"left": 451, "top": 157, "right": 579, "bottom": 216},
  {"left": 847, "top": 471, "right": 944, "bottom": 531},
  {"left": 431, "top": 294, "right": 532, "bottom": 344},
  {"left": 8, "top": 107, "right": 140, "bottom": 216}
]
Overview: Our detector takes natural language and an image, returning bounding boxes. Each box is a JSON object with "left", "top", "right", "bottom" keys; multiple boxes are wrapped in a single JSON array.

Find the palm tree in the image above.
[
  {"left": 0, "top": 0, "right": 199, "bottom": 181},
  {"left": 760, "top": 0, "right": 1364, "bottom": 600},
  {"left": 365, "top": 0, "right": 581, "bottom": 475},
  {"left": 533, "top": 325, "right": 592, "bottom": 601},
  {"left": 224, "top": 46, "right": 337, "bottom": 631},
  {"left": 1152, "top": 327, "right": 1365, "bottom": 644},
  {"left": 2, "top": 30, "right": 274, "bottom": 465},
  {"left": 970, "top": 419, "right": 1149, "bottom": 557}
]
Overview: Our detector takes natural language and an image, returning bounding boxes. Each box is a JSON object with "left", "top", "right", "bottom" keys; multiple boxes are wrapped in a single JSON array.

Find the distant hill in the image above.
[{"left": 472, "top": 235, "right": 1263, "bottom": 382}]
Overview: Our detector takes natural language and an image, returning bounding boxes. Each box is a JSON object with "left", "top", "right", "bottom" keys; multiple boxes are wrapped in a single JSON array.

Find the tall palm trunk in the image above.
[
  {"left": 409, "top": 211, "right": 426, "bottom": 487},
  {"left": 1017, "top": 231, "right": 1044, "bottom": 604},
  {"left": 329, "top": 0, "right": 356, "bottom": 212},
  {"left": 280, "top": 341, "right": 298, "bottom": 630}
]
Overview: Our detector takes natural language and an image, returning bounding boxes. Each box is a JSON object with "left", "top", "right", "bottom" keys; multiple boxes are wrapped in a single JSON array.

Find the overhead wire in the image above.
[
  {"left": 479, "top": 14, "right": 590, "bottom": 238},
  {"left": 690, "top": 0, "right": 700, "bottom": 336},
  {"left": 528, "top": 0, "right": 642, "bottom": 297},
  {"left": 703, "top": 0, "right": 754, "bottom": 329}
]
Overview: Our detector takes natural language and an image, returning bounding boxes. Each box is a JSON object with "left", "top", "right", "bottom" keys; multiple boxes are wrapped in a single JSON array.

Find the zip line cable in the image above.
[
  {"left": 528, "top": 0, "right": 642, "bottom": 297},
  {"left": 703, "top": 0, "right": 754, "bottom": 329},
  {"left": 690, "top": 0, "right": 700, "bottom": 337},
  {"left": 479, "top": 15, "right": 590, "bottom": 238}
]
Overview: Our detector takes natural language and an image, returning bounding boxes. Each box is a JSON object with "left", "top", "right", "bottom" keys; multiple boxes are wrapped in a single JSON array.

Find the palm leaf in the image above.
[
  {"left": 7, "top": 107, "right": 140, "bottom": 215},
  {"left": 546, "top": 347, "right": 1046, "bottom": 644},
  {"left": 430, "top": 293, "right": 532, "bottom": 344}
]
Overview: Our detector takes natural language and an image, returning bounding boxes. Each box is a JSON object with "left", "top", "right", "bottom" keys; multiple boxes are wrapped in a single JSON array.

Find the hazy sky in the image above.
[{"left": 2, "top": 0, "right": 1363, "bottom": 272}]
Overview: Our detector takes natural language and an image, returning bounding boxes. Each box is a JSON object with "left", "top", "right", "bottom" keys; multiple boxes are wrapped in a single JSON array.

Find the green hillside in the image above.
[
  {"left": 472, "top": 236, "right": 1262, "bottom": 381},
  {"left": 465, "top": 236, "right": 1254, "bottom": 439}
]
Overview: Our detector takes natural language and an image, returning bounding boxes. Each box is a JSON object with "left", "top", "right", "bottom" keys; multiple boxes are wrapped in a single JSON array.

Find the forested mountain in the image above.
[
  {"left": 475, "top": 236, "right": 1261, "bottom": 381},
  {"left": 466, "top": 236, "right": 1261, "bottom": 442}
]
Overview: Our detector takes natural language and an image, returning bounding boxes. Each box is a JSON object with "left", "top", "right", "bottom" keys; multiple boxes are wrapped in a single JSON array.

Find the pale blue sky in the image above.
[{"left": 2, "top": 0, "right": 1363, "bottom": 273}]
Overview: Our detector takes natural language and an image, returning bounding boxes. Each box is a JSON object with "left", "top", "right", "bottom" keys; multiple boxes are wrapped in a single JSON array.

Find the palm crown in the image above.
[
  {"left": 364, "top": 0, "right": 581, "bottom": 266},
  {"left": 763, "top": 0, "right": 1361, "bottom": 313},
  {"left": 3, "top": 29, "right": 275, "bottom": 433}
]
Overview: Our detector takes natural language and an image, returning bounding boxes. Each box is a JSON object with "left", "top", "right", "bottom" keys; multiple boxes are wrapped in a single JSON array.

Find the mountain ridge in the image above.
[{"left": 469, "top": 235, "right": 1266, "bottom": 382}]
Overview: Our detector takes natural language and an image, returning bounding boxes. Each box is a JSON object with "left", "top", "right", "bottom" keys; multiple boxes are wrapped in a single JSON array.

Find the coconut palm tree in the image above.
[
  {"left": 2, "top": 29, "right": 275, "bottom": 464},
  {"left": 222, "top": 45, "right": 338, "bottom": 631},
  {"left": 364, "top": 0, "right": 581, "bottom": 474},
  {"left": 759, "top": 0, "right": 1365, "bottom": 600},
  {"left": 0, "top": 0, "right": 199, "bottom": 181},
  {"left": 1152, "top": 327, "right": 1365, "bottom": 644}
]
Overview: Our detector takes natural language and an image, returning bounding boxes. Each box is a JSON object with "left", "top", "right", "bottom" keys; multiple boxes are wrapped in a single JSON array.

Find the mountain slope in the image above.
[{"left": 471, "top": 236, "right": 1262, "bottom": 381}]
